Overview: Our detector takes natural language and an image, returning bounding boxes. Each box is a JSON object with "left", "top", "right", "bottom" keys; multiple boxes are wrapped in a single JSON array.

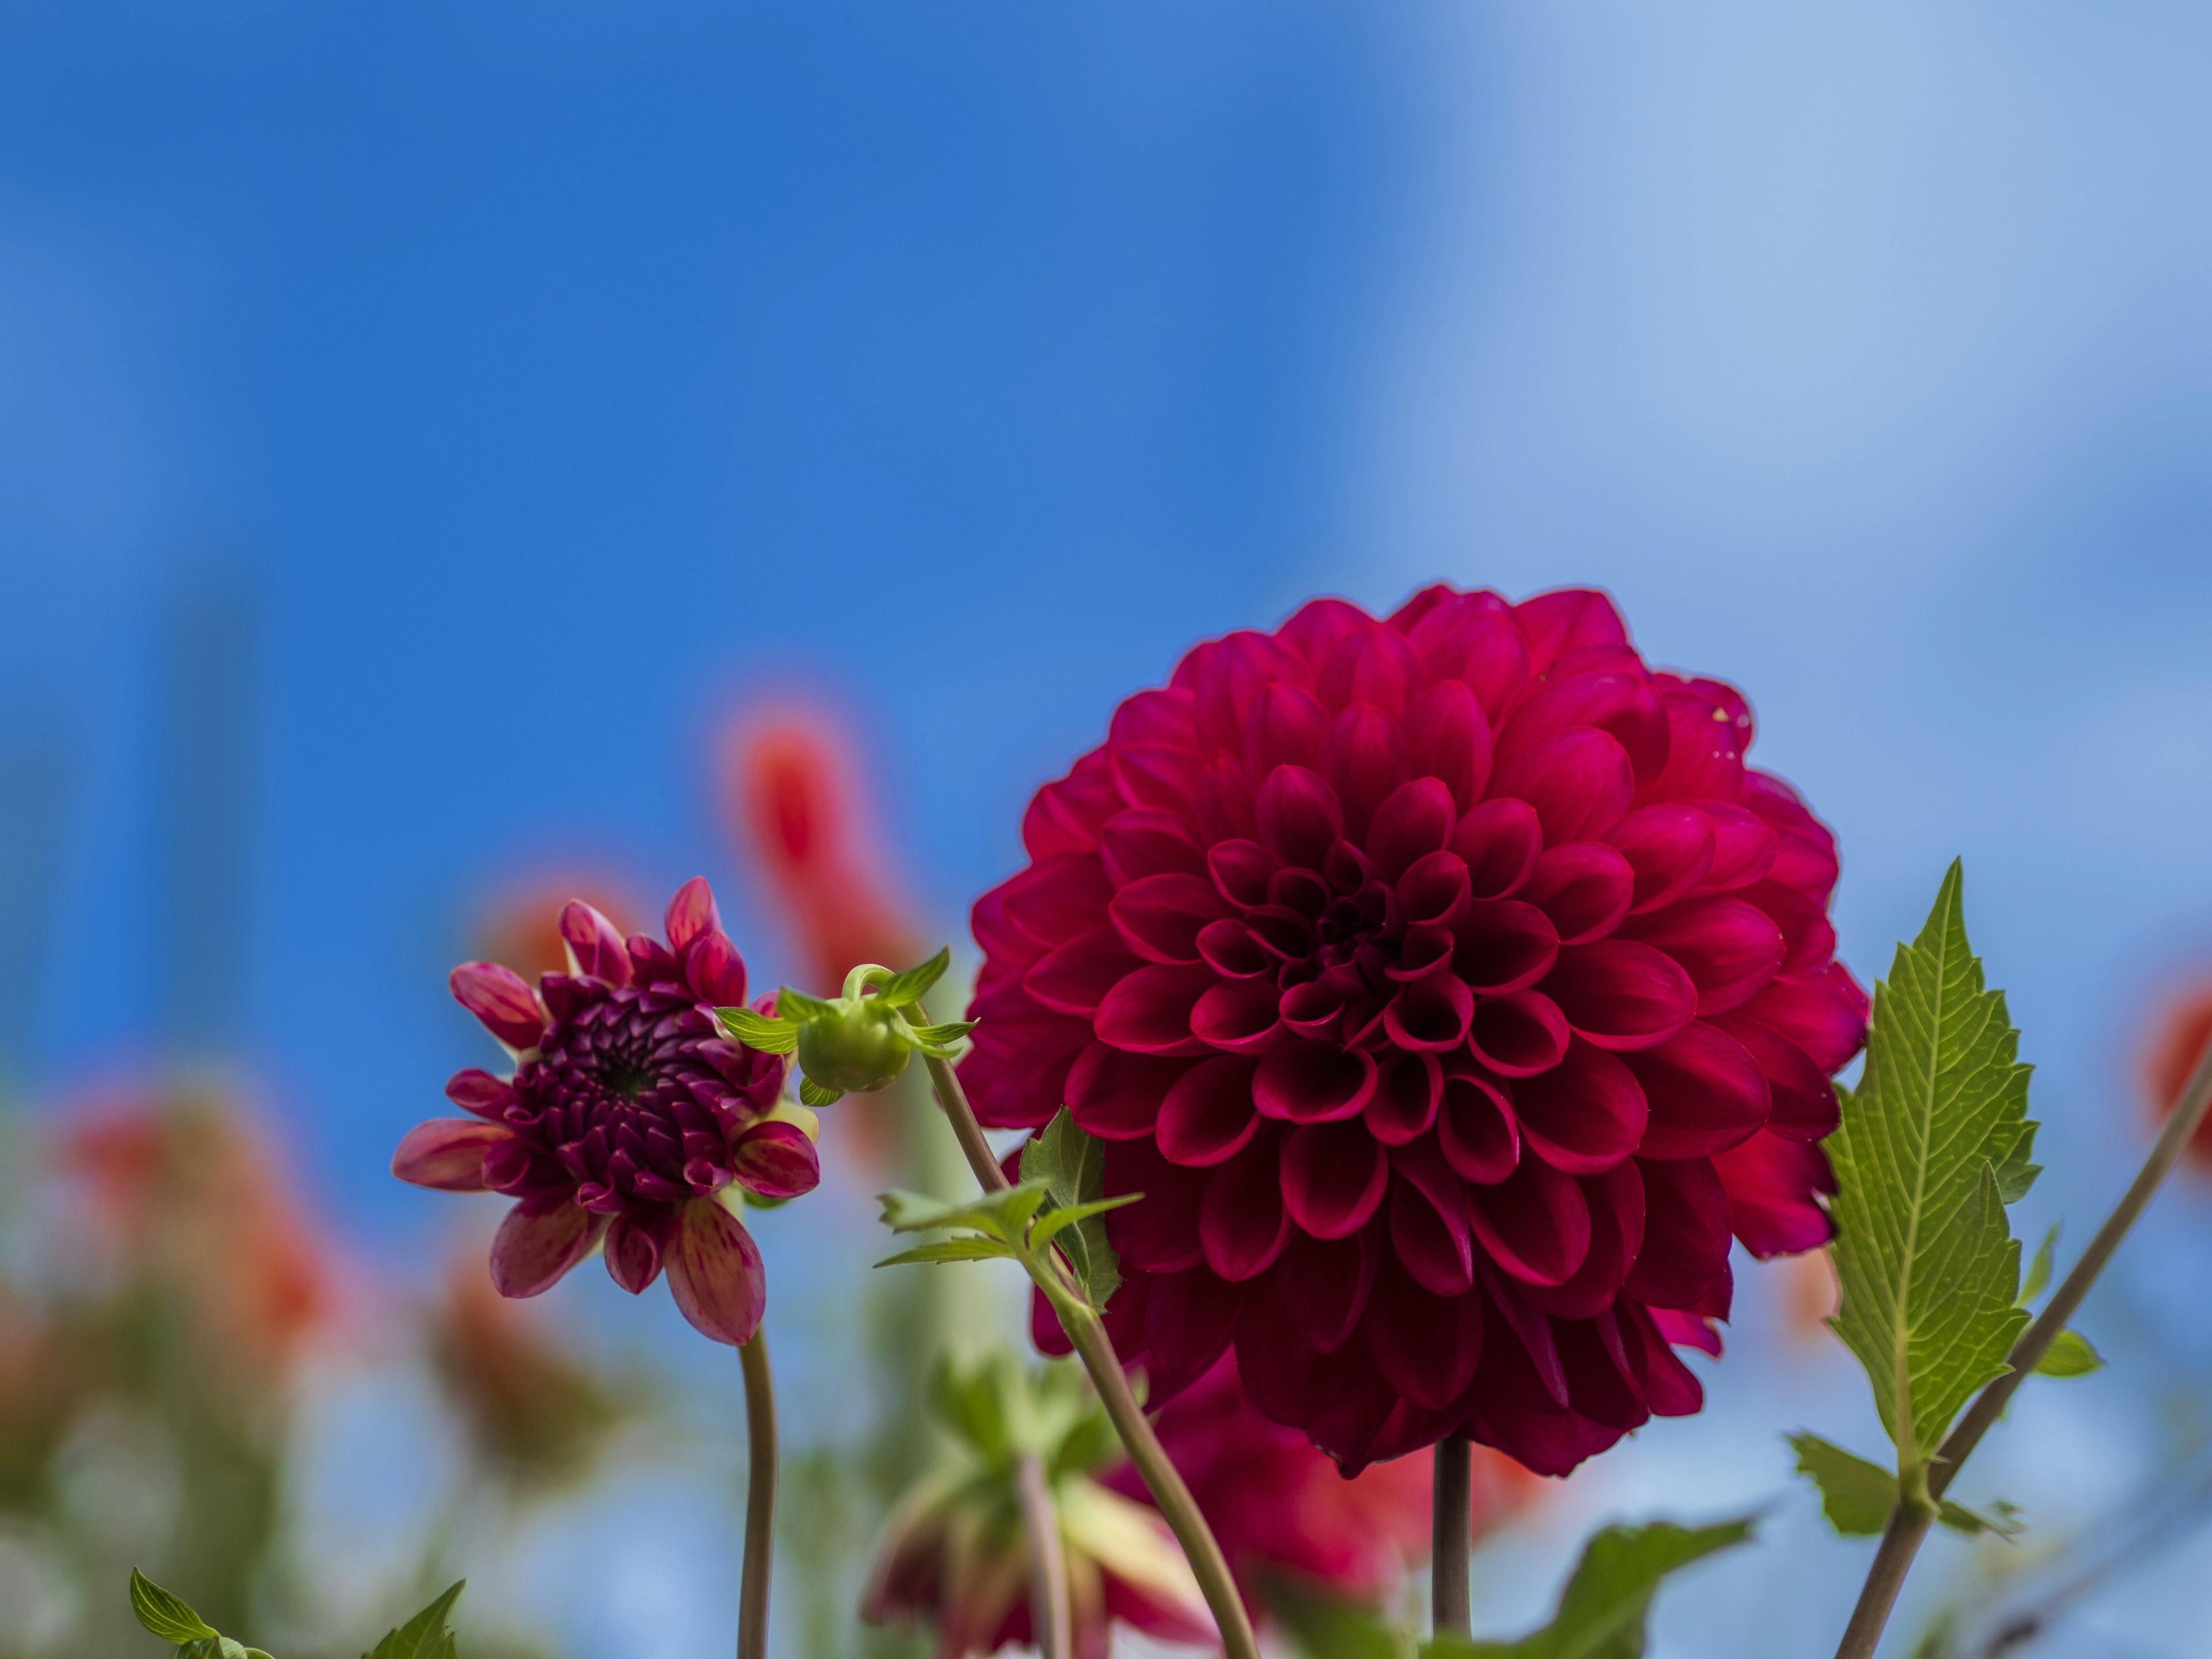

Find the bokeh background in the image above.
[{"left": 5, "top": 2, "right": 2212, "bottom": 1655}]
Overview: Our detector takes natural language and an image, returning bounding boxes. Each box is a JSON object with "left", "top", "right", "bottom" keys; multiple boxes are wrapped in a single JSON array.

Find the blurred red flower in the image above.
[{"left": 2143, "top": 979, "right": 2212, "bottom": 1167}]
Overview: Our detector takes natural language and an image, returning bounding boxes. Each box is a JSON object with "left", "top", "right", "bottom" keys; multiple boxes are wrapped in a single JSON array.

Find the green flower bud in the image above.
[
  {"left": 718, "top": 948, "right": 979, "bottom": 1107},
  {"left": 794, "top": 998, "right": 914, "bottom": 1094}
]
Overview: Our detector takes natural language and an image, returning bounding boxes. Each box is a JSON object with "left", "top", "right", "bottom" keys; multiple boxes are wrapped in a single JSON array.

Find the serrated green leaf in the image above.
[
  {"left": 797, "top": 1075, "right": 844, "bottom": 1107},
  {"left": 1825, "top": 861, "right": 2036, "bottom": 1465},
  {"left": 2033, "top": 1328, "right": 2104, "bottom": 1377},
  {"left": 775, "top": 985, "right": 835, "bottom": 1022},
  {"left": 1027, "top": 1192, "right": 1142, "bottom": 1249},
  {"left": 1438, "top": 1517, "right": 1756, "bottom": 1658},
  {"left": 874, "top": 1239, "right": 1022, "bottom": 1268},
  {"left": 878, "top": 1181, "right": 1051, "bottom": 1241},
  {"left": 1936, "top": 1496, "right": 2023, "bottom": 1538},
  {"left": 718, "top": 1007, "right": 798, "bottom": 1054},
  {"left": 869, "top": 947, "right": 952, "bottom": 1008},
  {"left": 362, "top": 1580, "right": 464, "bottom": 1659},
  {"left": 2017, "top": 1223, "right": 2058, "bottom": 1307},
  {"left": 1787, "top": 1433, "right": 1896, "bottom": 1536},
  {"left": 131, "top": 1569, "right": 218, "bottom": 1643},
  {"left": 1021, "top": 1108, "right": 1123, "bottom": 1309}
]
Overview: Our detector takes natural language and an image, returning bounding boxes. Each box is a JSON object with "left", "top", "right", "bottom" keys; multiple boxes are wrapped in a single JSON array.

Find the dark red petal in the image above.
[
  {"left": 1279, "top": 1226, "right": 1381, "bottom": 1353},
  {"left": 1493, "top": 725, "right": 1636, "bottom": 846},
  {"left": 1103, "top": 1139, "right": 1209, "bottom": 1272},
  {"left": 976, "top": 1018, "right": 1093, "bottom": 1129},
  {"left": 1552, "top": 1313, "right": 1649, "bottom": 1431},
  {"left": 1280, "top": 596, "right": 1373, "bottom": 669},
  {"left": 604, "top": 1207, "right": 673, "bottom": 1294},
  {"left": 1206, "top": 839, "right": 1275, "bottom": 908},
  {"left": 1711, "top": 1014, "right": 1839, "bottom": 1141},
  {"left": 1157, "top": 1055, "right": 1263, "bottom": 1166},
  {"left": 1438, "top": 1067, "right": 1520, "bottom": 1183},
  {"left": 684, "top": 930, "right": 750, "bottom": 1007},
  {"left": 1467, "top": 1153, "right": 1592, "bottom": 1286},
  {"left": 1619, "top": 1301, "right": 1706, "bottom": 1415},
  {"left": 1093, "top": 964, "right": 1217, "bottom": 1055},
  {"left": 1200, "top": 1131, "right": 1293, "bottom": 1281},
  {"left": 1399, "top": 679, "right": 1494, "bottom": 813},
  {"left": 1365, "top": 778, "right": 1458, "bottom": 882},
  {"left": 1031, "top": 1283, "right": 1078, "bottom": 1357},
  {"left": 1318, "top": 624, "right": 1421, "bottom": 719},
  {"left": 1195, "top": 919, "right": 1274, "bottom": 980},
  {"left": 1543, "top": 941, "right": 1697, "bottom": 1052},
  {"left": 1397, "top": 853, "right": 1472, "bottom": 931},
  {"left": 1649, "top": 1305, "right": 1723, "bottom": 1357},
  {"left": 1254, "top": 1039, "right": 1378, "bottom": 1123},
  {"left": 1693, "top": 801, "right": 1780, "bottom": 890},
  {"left": 393, "top": 1118, "right": 511, "bottom": 1191},
  {"left": 1713, "top": 1130, "right": 1836, "bottom": 1257},
  {"left": 1449, "top": 798, "right": 1543, "bottom": 899},
  {"left": 1478, "top": 1264, "right": 1569, "bottom": 1408},
  {"left": 1190, "top": 977, "right": 1285, "bottom": 1054},
  {"left": 1740, "top": 879, "right": 1839, "bottom": 983},
  {"left": 1737, "top": 972, "right": 1868, "bottom": 1074},
  {"left": 1114, "top": 744, "right": 1207, "bottom": 817},
  {"left": 1512, "top": 589, "right": 1629, "bottom": 678},
  {"left": 1607, "top": 805, "right": 1718, "bottom": 915},
  {"left": 1643, "top": 676, "right": 1752, "bottom": 805},
  {"left": 1002, "top": 854, "right": 1116, "bottom": 947},
  {"left": 1498, "top": 668, "right": 1671, "bottom": 786},
  {"left": 1512, "top": 1037, "right": 1649, "bottom": 1175},
  {"left": 1243, "top": 681, "right": 1330, "bottom": 775},
  {"left": 489, "top": 1192, "right": 605, "bottom": 1298},
  {"left": 1365, "top": 1260, "right": 1483, "bottom": 1410},
  {"left": 1025, "top": 927, "right": 1145, "bottom": 1016},
  {"left": 1618, "top": 896, "right": 1785, "bottom": 1016},
  {"left": 664, "top": 1199, "right": 767, "bottom": 1346},
  {"left": 1451, "top": 899, "right": 1560, "bottom": 994},
  {"left": 1098, "top": 808, "right": 1209, "bottom": 886},
  {"left": 1236, "top": 1277, "right": 1368, "bottom": 1424},
  {"left": 1467, "top": 990, "right": 1570, "bottom": 1077},
  {"left": 1384, "top": 972, "right": 1475, "bottom": 1053},
  {"left": 664, "top": 877, "right": 721, "bottom": 952},
  {"left": 1021, "top": 749, "right": 1121, "bottom": 859},
  {"left": 1365, "top": 1050, "right": 1443, "bottom": 1145},
  {"left": 732, "top": 1120, "right": 821, "bottom": 1200},
  {"left": 1109, "top": 685, "right": 1200, "bottom": 751},
  {"left": 1190, "top": 629, "right": 1313, "bottom": 753},
  {"left": 1411, "top": 592, "right": 1528, "bottom": 717},
  {"left": 1521, "top": 1160, "right": 1644, "bottom": 1320},
  {"left": 445, "top": 1068, "right": 517, "bottom": 1121},
  {"left": 1324, "top": 703, "right": 1408, "bottom": 840},
  {"left": 1143, "top": 1267, "right": 1244, "bottom": 1402},
  {"left": 1623, "top": 1156, "right": 1732, "bottom": 1307},
  {"left": 1388, "top": 1139, "right": 1475, "bottom": 1295},
  {"left": 450, "top": 961, "right": 548, "bottom": 1049},
  {"left": 1520, "top": 843, "right": 1635, "bottom": 945},
  {"left": 1109, "top": 873, "right": 1227, "bottom": 966},
  {"left": 1281, "top": 1120, "right": 1389, "bottom": 1238},
  {"left": 1627, "top": 1021, "right": 1772, "bottom": 1158},
  {"left": 1066, "top": 1044, "right": 1189, "bottom": 1139},
  {"left": 1255, "top": 765, "right": 1346, "bottom": 871},
  {"left": 559, "top": 900, "right": 633, "bottom": 984}
]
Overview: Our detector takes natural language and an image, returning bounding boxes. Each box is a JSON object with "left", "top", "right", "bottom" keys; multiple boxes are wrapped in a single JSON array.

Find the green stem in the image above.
[
  {"left": 1433, "top": 1433, "right": 1472, "bottom": 1637},
  {"left": 1014, "top": 1450, "right": 1072, "bottom": 1659},
  {"left": 915, "top": 1044, "right": 1263, "bottom": 1659},
  {"left": 1832, "top": 1024, "right": 2212, "bottom": 1659},
  {"left": 738, "top": 1330, "right": 778, "bottom": 1659}
]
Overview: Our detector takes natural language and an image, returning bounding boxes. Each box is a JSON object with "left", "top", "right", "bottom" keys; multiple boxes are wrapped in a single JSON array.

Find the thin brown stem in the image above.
[
  {"left": 1832, "top": 1026, "right": 2212, "bottom": 1659},
  {"left": 915, "top": 1041, "right": 1262, "bottom": 1659},
  {"left": 738, "top": 1330, "right": 778, "bottom": 1659},
  {"left": 1014, "top": 1452, "right": 1072, "bottom": 1659},
  {"left": 1433, "top": 1433, "right": 1472, "bottom": 1637}
]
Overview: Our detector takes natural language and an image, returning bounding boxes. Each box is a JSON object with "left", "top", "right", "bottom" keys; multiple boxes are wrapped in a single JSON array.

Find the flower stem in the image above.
[
  {"left": 1014, "top": 1450, "right": 1072, "bottom": 1659},
  {"left": 738, "top": 1330, "right": 778, "bottom": 1659},
  {"left": 1433, "top": 1433, "right": 1472, "bottom": 1637},
  {"left": 915, "top": 1046, "right": 1263, "bottom": 1659},
  {"left": 1832, "top": 1025, "right": 2212, "bottom": 1659}
]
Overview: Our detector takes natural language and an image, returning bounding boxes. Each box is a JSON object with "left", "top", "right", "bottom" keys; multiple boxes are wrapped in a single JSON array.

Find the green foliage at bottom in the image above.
[{"left": 128, "top": 1569, "right": 468, "bottom": 1659}]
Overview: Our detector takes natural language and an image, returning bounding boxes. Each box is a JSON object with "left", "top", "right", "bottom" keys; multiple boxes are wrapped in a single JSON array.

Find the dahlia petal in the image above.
[
  {"left": 1622, "top": 1156, "right": 1733, "bottom": 1307},
  {"left": 1281, "top": 1120, "right": 1389, "bottom": 1238},
  {"left": 489, "top": 1193, "right": 606, "bottom": 1298},
  {"left": 1022, "top": 755, "right": 1113, "bottom": 859},
  {"left": 481, "top": 1137, "right": 542, "bottom": 1192},
  {"left": 1492, "top": 726, "right": 1635, "bottom": 845},
  {"left": 1449, "top": 798, "right": 1543, "bottom": 899},
  {"left": 1383, "top": 972, "right": 1475, "bottom": 1052},
  {"left": 664, "top": 876, "right": 721, "bottom": 952},
  {"left": 1471, "top": 1399, "right": 1626, "bottom": 1479},
  {"left": 664, "top": 1198, "right": 768, "bottom": 1346},
  {"left": 1467, "top": 1154, "right": 1592, "bottom": 1286},
  {"left": 1627, "top": 1021, "right": 1772, "bottom": 1159},
  {"left": 1543, "top": 940, "right": 1697, "bottom": 1051},
  {"left": 1143, "top": 1266, "right": 1244, "bottom": 1401},
  {"left": 1649, "top": 1305, "right": 1724, "bottom": 1357},
  {"left": 1098, "top": 808, "right": 1209, "bottom": 886},
  {"left": 1618, "top": 896, "right": 1785, "bottom": 1016},
  {"left": 1366, "top": 778, "right": 1458, "bottom": 882},
  {"left": 1478, "top": 1266, "right": 1570, "bottom": 1409},
  {"left": 1520, "top": 843, "right": 1635, "bottom": 945},
  {"left": 684, "top": 929, "right": 750, "bottom": 1007},
  {"left": 1025, "top": 927, "right": 1145, "bottom": 1016},
  {"left": 1255, "top": 1040, "right": 1377, "bottom": 1123},
  {"left": 1255, "top": 765, "right": 1345, "bottom": 871},
  {"left": 1365, "top": 1260, "right": 1483, "bottom": 1410},
  {"left": 1190, "top": 977, "right": 1285, "bottom": 1053},
  {"left": 1157, "top": 1056, "right": 1263, "bottom": 1166},
  {"left": 1438, "top": 1068, "right": 1520, "bottom": 1183},
  {"left": 1737, "top": 972, "right": 1868, "bottom": 1073},
  {"left": 1093, "top": 964, "right": 1217, "bottom": 1056},
  {"left": 626, "top": 934, "right": 681, "bottom": 986},
  {"left": 1387, "top": 1142, "right": 1475, "bottom": 1296},
  {"left": 1003, "top": 854, "right": 1117, "bottom": 947},
  {"left": 1277, "top": 978, "right": 1350, "bottom": 1043},
  {"left": 1521, "top": 1160, "right": 1644, "bottom": 1320},
  {"left": 1399, "top": 680, "right": 1494, "bottom": 812},
  {"left": 732, "top": 1120, "right": 821, "bottom": 1199},
  {"left": 1196, "top": 753, "right": 1261, "bottom": 846},
  {"left": 978, "top": 1018, "right": 1093, "bottom": 1128},
  {"left": 1740, "top": 878, "right": 1839, "bottom": 983},
  {"left": 1512, "top": 1037, "right": 1648, "bottom": 1175},
  {"left": 1317, "top": 624, "right": 1421, "bottom": 719},
  {"left": 1388, "top": 923, "right": 1457, "bottom": 983},
  {"left": 1279, "top": 596, "right": 1372, "bottom": 669},
  {"left": 1411, "top": 592, "right": 1528, "bottom": 718},
  {"left": 1109, "top": 874, "right": 1228, "bottom": 965},
  {"left": 1200, "top": 1133, "right": 1294, "bottom": 1281},
  {"left": 1465, "top": 991, "right": 1570, "bottom": 1078},
  {"left": 1281, "top": 1226, "right": 1381, "bottom": 1353},
  {"left": 1206, "top": 839, "right": 1275, "bottom": 908},
  {"left": 1031, "top": 1282, "right": 1078, "bottom": 1357},
  {"left": 450, "top": 961, "right": 548, "bottom": 1049},
  {"left": 393, "top": 1118, "right": 512, "bottom": 1191},
  {"left": 1191, "top": 630, "right": 1313, "bottom": 754},
  {"left": 1450, "top": 900, "right": 1560, "bottom": 994},
  {"left": 1243, "top": 681, "right": 1329, "bottom": 775},
  {"left": 1365, "top": 1050, "right": 1442, "bottom": 1145},
  {"left": 1397, "top": 853, "right": 1472, "bottom": 931},
  {"left": 1643, "top": 676, "right": 1752, "bottom": 805},
  {"left": 1103, "top": 1139, "right": 1209, "bottom": 1272},
  {"left": 1113, "top": 744, "right": 1208, "bottom": 817},
  {"left": 1606, "top": 805, "right": 1718, "bottom": 915},
  {"left": 1553, "top": 1314, "right": 1648, "bottom": 1431},
  {"left": 1306, "top": 1373, "right": 1408, "bottom": 1475},
  {"left": 1619, "top": 1301, "right": 1706, "bottom": 1415},
  {"left": 1194, "top": 919, "right": 1274, "bottom": 980},
  {"left": 1711, "top": 1013, "right": 1839, "bottom": 1141},
  {"left": 604, "top": 1206, "right": 673, "bottom": 1294},
  {"left": 1324, "top": 703, "right": 1409, "bottom": 839},
  {"left": 1067, "top": 1044, "right": 1190, "bottom": 1140},
  {"left": 1237, "top": 1276, "right": 1369, "bottom": 1422},
  {"left": 445, "top": 1067, "right": 517, "bottom": 1120},
  {"left": 1693, "top": 800, "right": 1780, "bottom": 890},
  {"left": 1499, "top": 669, "right": 1671, "bottom": 786},
  {"left": 1108, "top": 685, "right": 1201, "bottom": 751},
  {"left": 1713, "top": 1130, "right": 1836, "bottom": 1257},
  {"left": 1512, "top": 589, "right": 1629, "bottom": 678},
  {"left": 559, "top": 901, "right": 633, "bottom": 984}
]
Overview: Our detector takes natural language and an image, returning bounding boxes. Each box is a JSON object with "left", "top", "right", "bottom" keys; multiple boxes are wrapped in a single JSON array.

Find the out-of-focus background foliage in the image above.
[{"left": 3, "top": 3, "right": 2211, "bottom": 1656}]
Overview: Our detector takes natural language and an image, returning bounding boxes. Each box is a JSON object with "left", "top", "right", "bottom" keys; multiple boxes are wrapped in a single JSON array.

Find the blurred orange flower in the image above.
[{"left": 474, "top": 868, "right": 647, "bottom": 981}]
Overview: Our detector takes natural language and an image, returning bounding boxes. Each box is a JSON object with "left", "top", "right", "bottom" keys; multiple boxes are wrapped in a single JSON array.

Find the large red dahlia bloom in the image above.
[
  {"left": 966, "top": 588, "right": 1868, "bottom": 1475},
  {"left": 394, "top": 877, "right": 815, "bottom": 1346}
]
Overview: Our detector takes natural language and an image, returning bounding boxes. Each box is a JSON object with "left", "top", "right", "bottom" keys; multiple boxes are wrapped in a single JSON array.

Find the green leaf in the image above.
[
  {"left": 178, "top": 1641, "right": 257, "bottom": 1659},
  {"left": 1020, "top": 1108, "right": 1124, "bottom": 1310},
  {"left": 1936, "top": 1497, "right": 2023, "bottom": 1539},
  {"left": 131, "top": 1569, "right": 218, "bottom": 1644},
  {"left": 874, "top": 1239, "right": 1022, "bottom": 1268},
  {"left": 797, "top": 1075, "right": 844, "bottom": 1107},
  {"left": 362, "top": 1581, "right": 465, "bottom": 1659},
  {"left": 718, "top": 1007, "right": 798, "bottom": 1054},
  {"left": 907, "top": 1020, "right": 979, "bottom": 1054},
  {"left": 2032, "top": 1329, "right": 2104, "bottom": 1377},
  {"left": 1027, "top": 1192, "right": 1142, "bottom": 1249},
  {"left": 1267, "top": 1577, "right": 1410, "bottom": 1659},
  {"left": 774, "top": 985, "right": 836, "bottom": 1022},
  {"left": 2017, "top": 1223, "right": 2058, "bottom": 1307},
  {"left": 1787, "top": 1433, "right": 1897, "bottom": 1536},
  {"left": 869, "top": 947, "right": 953, "bottom": 1008},
  {"left": 877, "top": 1180, "right": 1051, "bottom": 1241},
  {"left": 1437, "top": 1517, "right": 1756, "bottom": 1658},
  {"left": 1825, "top": 861, "right": 2036, "bottom": 1466}
]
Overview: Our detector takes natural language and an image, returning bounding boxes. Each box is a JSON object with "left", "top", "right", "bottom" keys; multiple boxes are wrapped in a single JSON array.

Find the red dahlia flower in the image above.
[
  {"left": 393, "top": 878, "right": 814, "bottom": 1346},
  {"left": 967, "top": 587, "right": 1869, "bottom": 1475}
]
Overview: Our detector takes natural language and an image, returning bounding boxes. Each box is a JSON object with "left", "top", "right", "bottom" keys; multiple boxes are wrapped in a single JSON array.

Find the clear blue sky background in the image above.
[{"left": 5, "top": 3, "right": 2212, "bottom": 1653}]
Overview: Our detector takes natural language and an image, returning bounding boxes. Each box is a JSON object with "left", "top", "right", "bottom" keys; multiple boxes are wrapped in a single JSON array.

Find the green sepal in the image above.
[
  {"left": 774, "top": 985, "right": 836, "bottom": 1022},
  {"left": 868, "top": 947, "right": 952, "bottom": 1008},
  {"left": 798, "top": 1075, "right": 844, "bottom": 1107},
  {"left": 907, "top": 1020, "right": 979, "bottom": 1054},
  {"left": 875, "top": 1239, "right": 1023, "bottom": 1268},
  {"left": 1788, "top": 1433, "right": 1897, "bottom": 1536},
  {"left": 130, "top": 1569, "right": 219, "bottom": 1644},
  {"left": 719, "top": 1007, "right": 798, "bottom": 1054},
  {"left": 2033, "top": 1329, "right": 2104, "bottom": 1377},
  {"left": 362, "top": 1580, "right": 465, "bottom": 1659},
  {"left": 2017, "top": 1223, "right": 2058, "bottom": 1307},
  {"left": 1020, "top": 1108, "right": 1124, "bottom": 1311}
]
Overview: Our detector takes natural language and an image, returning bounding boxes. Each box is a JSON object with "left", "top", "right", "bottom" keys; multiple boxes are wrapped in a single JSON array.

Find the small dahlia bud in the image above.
[{"left": 724, "top": 948, "right": 977, "bottom": 1107}]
